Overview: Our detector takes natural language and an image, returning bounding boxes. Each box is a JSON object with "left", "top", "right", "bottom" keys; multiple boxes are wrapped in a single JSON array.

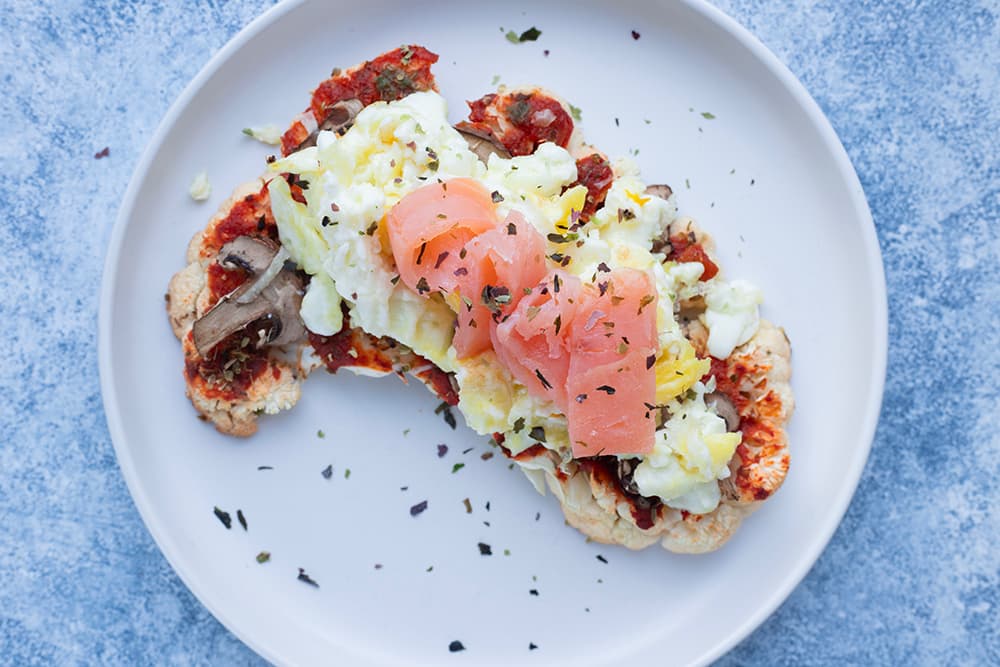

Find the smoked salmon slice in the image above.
[
  {"left": 492, "top": 267, "right": 658, "bottom": 457},
  {"left": 386, "top": 178, "right": 498, "bottom": 295},
  {"left": 387, "top": 180, "right": 546, "bottom": 358},
  {"left": 453, "top": 211, "right": 547, "bottom": 356},
  {"left": 565, "top": 268, "right": 658, "bottom": 457},
  {"left": 490, "top": 270, "right": 581, "bottom": 410}
]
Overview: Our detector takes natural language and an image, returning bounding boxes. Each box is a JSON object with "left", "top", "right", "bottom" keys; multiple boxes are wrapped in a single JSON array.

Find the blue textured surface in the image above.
[{"left": 1, "top": 1, "right": 997, "bottom": 665}]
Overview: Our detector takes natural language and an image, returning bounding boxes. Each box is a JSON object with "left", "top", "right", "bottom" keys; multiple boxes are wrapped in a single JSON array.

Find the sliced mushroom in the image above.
[
  {"left": 193, "top": 270, "right": 306, "bottom": 357},
  {"left": 705, "top": 391, "right": 740, "bottom": 432},
  {"left": 644, "top": 184, "right": 673, "bottom": 200},
  {"left": 219, "top": 236, "right": 279, "bottom": 273},
  {"left": 257, "top": 271, "right": 307, "bottom": 347},
  {"left": 617, "top": 458, "right": 642, "bottom": 495},
  {"left": 297, "top": 98, "right": 364, "bottom": 150},
  {"left": 454, "top": 123, "right": 512, "bottom": 162}
]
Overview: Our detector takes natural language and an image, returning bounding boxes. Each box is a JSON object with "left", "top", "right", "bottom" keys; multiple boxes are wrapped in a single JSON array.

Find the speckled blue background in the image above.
[{"left": 2, "top": 0, "right": 997, "bottom": 664}]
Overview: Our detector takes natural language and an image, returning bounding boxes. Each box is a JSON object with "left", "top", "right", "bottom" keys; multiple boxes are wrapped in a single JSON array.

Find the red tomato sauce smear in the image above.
[
  {"left": 666, "top": 233, "right": 719, "bottom": 280},
  {"left": 572, "top": 153, "right": 614, "bottom": 221},
  {"left": 185, "top": 330, "right": 269, "bottom": 401},
  {"left": 464, "top": 90, "right": 575, "bottom": 157},
  {"left": 281, "top": 45, "right": 439, "bottom": 155},
  {"left": 204, "top": 184, "right": 279, "bottom": 306}
]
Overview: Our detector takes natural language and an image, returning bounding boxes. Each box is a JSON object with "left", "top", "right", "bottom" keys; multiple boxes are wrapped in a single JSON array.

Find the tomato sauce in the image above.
[
  {"left": 308, "top": 328, "right": 394, "bottom": 375},
  {"left": 464, "top": 90, "right": 575, "bottom": 157},
  {"left": 206, "top": 263, "right": 248, "bottom": 309},
  {"left": 414, "top": 364, "right": 459, "bottom": 406},
  {"left": 308, "top": 311, "right": 460, "bottom": 406},
  {"left": 185, "top": 330, "right": 270, "bottom": 401},
  {"left": 281, "top": 46, "right": 439, "bottom": 155},
  {"left": 667, "top": 234, "right": 719, "bottom": 280},
  {"left": 204, "top": 186, "right": 277, "bottom": 254},
  {"left": 203, "top": 184, "right": 279, "bottom": 306},
  {"left": 572, "top": 153, "right": 614, "bottom": 221}
]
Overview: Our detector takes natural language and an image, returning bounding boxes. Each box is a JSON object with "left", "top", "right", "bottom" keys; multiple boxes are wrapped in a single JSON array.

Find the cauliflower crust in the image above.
[{"left": 166, "top": 179, "right": 306, "bottom": 437}]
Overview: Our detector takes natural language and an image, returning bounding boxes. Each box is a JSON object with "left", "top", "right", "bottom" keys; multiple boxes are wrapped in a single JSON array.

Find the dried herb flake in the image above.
[
  {"left": 213, "top": 507, "right": 232, "bottom": 529},
  {"left": 535, "top": 369, "right": 553, "bottom": 390},
  {"left": 297, "top": 568, "right": 319, "bottom": 588},
  {"left": 506, "top": 26, "right": 541, "bottom": 43}
]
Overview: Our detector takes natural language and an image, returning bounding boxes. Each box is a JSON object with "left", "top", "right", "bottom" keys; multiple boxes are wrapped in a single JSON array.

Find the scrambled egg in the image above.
[{"left": 268, "top": 90, "right": 762, "bottom": 514}]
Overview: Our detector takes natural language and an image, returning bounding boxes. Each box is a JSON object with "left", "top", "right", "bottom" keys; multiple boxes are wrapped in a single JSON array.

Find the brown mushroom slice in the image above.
[
  {"left": 258, "top": 271, "right": 307, "bottom": 347},
  {"left": 705, "top": 391, "right": 740, "bottom": 432},
  {"left": 644, "top": 184, "right": 674, "bottom": 200},
  {"left": 454, "top": 123, "right": 512, "bottom": 162},
  {"left": 218, "top": 236, "right": 279, "bottom": 274},
  {"left": 193, "top": 282, "right": 273, "bottom": 357},
  {"left": 192, "top": 269, "right": 306, "bottom": 357},
  {"left": 297, "top": 98, "right": 364, "bottom": 150}
]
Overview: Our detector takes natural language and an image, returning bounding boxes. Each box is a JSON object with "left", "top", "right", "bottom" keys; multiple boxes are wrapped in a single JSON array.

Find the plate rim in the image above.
[{"left": 98, "top": 1, "right": 889, "bottom": 665}]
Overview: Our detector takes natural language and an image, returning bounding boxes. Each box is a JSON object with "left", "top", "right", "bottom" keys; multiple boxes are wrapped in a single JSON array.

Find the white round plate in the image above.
[{"left": 100, "top": 1, "right": 887, "bottom": 665}]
